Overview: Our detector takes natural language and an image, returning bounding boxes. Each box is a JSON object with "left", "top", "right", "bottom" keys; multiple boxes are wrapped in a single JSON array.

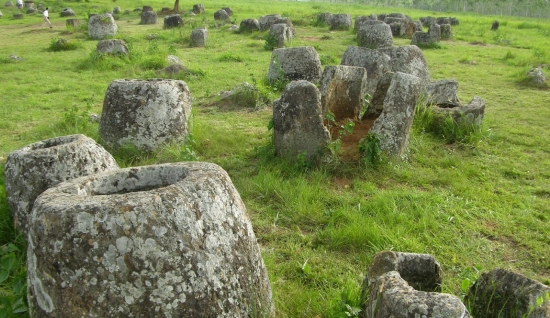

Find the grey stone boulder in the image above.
[
  {"left": 192, "top": 4, "right": 204, "bottom": 14},
  {"left": 4, "top": 1, "right": 12, "bottom": 7},
  {"left": 436, "top": 17, "right": 451, "bottom": 25},
  {"left": 13, "top": 12, "right": 23, "bottom": 19},
  {"left": 158, "top": 64, "right": 186, "bottom": 76},
  {"left": 319, "top": 65, "right": 367, "bottom": 120},
  {"left": 420, "top": 16, "right": 436, "bottom": 27},
  {"left": 414, "top": 20, "right": 422, "bottom": 32},
  {"left": 363, "top": 72, "right": 394, "bottom": 118},
  {"left": 329, "top": 13, "right": 352, "bottom": 30},
  {"left": 142, "top": 5, "right": 153, "bottom": 12},
  {"left": 361, "top": 271, "right": 470, "bottom": 318},
  {"left": 98, "top": 79, "right": 192, "bottom": 152},
  {"left": 466, "top": 269, "right": 550, "bottom": 318},
  {"left": 65, "top": 18, "right": 80, "bottom": 29},
  {"left": 273, "top": 81, "right": 331, "bottom": 161},
  {"left": 60, "top": 8, "right": 75, "bottom": 17},
  {"left": 88, "top": 13, "right": 117, "bottom": 39},
  {"left": 190, "top": 28, "right": 207, "bottom": 47},
  {"left": 259, "top": 14, "right": 281, "bottom": 31},
  {"left": 274, "top": 17, "right": 295, "bottom": 35},
  {"left": 379, "top": 45, "right": 431, "bottom": 89},
  {"left": 450, "top": 17, "right": 460, "bottom": 25},
  {"left": 27, "top": 162, "right": 274, "bottom": 318},
  {"left": 358, "top": 23, "right": 393, "bottom": 49},
  {"left": 432, "top": 96, "right": 485, "bottom": 127},
  {"left": 317, "top": 12, "right": 332, "bottom": 26},
  {"left": 239, "top": 18, "right": 260, "bottom": 32},
  {"left": 167, "top": 54, "right": 182, "bottom": 65},
  {"left": 440, "top": 24, "right": 453, "bottom": 40},
  {"left": 213, "top": 9, "right": 229, "bottom": 21},
  {"left": 369, "top": 72, "right": 422, "bottom": 156},
  {"left": 96, "top": 39, "right": 129, "bottom": 56},
  {"left": 412, "top": 23, "right": 441, "bottom": 46},
  {"left": 267, "top": 46, "right": 322, "bottom": 83},
  {"left": 384, "top": 17, "right": 407, "bottom": 37},
  {"left": 222, "top": 7, "right": 233, "bottom": 16},
  {"left": 365, "top": 251, "right": 443, "bottom": 292},
  {"left": 140, "top": 10, "right": 158, "bottom": 24},
  {"left": 26, "top": 7, "right": 36, "bottom": 14},
  {"left": 164, "top": 14, "right": 184, "bottom": 29},
  {"left": 112, "top": 6, "right": 121, "bottom": 14},
  {"left": 3, "top": 134, "right": 118, "bottom": 234},
  {"left": 424, "top": 79, "right": 460, "bottom": 107},
  {"left": 355, "top": 15, "right": 381, "bottom": 30},
  {"left": 527, "top": 67, "right": 548, "bottom": 87},
  {"left": 269, "top": 23, "right": 291, "bottom": 48},
  {"left": 341, "top": 46, "right": 392, "bottom": 97}
]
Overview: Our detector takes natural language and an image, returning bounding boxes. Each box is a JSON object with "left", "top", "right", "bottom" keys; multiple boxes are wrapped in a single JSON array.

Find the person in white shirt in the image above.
[
  {"left": 42, "top": 7, "right": 52, "bottom": 28},
  {"left": 16, "top": 0, "right": 23, "bottom": 10}
]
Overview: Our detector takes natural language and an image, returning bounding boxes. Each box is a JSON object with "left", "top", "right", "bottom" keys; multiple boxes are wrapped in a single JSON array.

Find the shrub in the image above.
[{"left": 48, "top": 37, "right": 80, "bottom": 51}]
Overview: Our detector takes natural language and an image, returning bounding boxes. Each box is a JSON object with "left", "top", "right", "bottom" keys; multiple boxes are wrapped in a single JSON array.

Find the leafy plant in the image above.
[
  {"left": 264, "top": 33, "right": 279, "bottom": 51},
  {"left": 358, "top": 133, "right": 382, "bottom": 166},
  {"left": 48, "top": 37, "right": 80, "bottom": 52},
  {"left": 0, "top": 244, "right": 28, "bottom": 318}
]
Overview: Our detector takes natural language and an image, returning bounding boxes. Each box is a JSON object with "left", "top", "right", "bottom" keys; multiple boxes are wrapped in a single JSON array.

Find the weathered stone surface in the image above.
[
  {"left": 88, "top": 13, "right": 117, "bottom": 39},
  {"left": 329, "top": 13, "right": 352, "bottom": 30},
  {"left": 363, "top": 72, "right": 393, "bottom": 118},
  {"left": 436, "top": 17, "right": 451, "bottom": 25},
  {"left": 432, "top": 96, "right": 485, "bottom": 127},
  {"left": 142, "top": 5, "right": 153, "bottom": 12},
  {"left": 370, "top": 72, "right": 422, "bottom": 156},
  {"left": 411, "top": 23, "right": 440, "bottom": 46},
  {"left": 65, "top": 18, "right": 80, "bottom": 28},
  {"left": 112, "top": 6, "right": 121, "bottom": 14},
  {"left": 164, "top": 14, "right": 183, "bottom": 29},
  {"left": 440, "top": 24, "right": 453, "bottom": 40},
  {"left": 319, "top": 65, "right": 367, "bottom": 120},
  {"left": 341, "top": 46, "right": 392, "bottom": 97},
  {"left": 140, "top": 10, "right": 158, "bottom": 24},
  {"left": 358, "top": 23, "right": 393, "bottom": 49},
  {"left": 527, "top": 67, "right": 548, "bottom": 87},
  {"left": 425, "top": 79, "right": 460, "bottom": 107},
  {"left": 384, "top": 17, "right": 407, "bottom": 37},
  {"left": 413, "top": 20, "right": 422, "bottom": 32},
  {"left": 420, "top": 16, "right": 436, "bottom": 27},
  {"left": 491, "top": 20, "right": 499, "bottom": 30},
  {"left": 450, "top": 17, "right": 459, "bottom": 25},
  {"left": 466, "top": 269, "right": 550, "bottom": 318},
  {"left": 274, "top": 17, "right": 295, "bottom": 35},
  {"left": 361, "top": 271, "right": 470, "bottom": 318},
  {"left": 4, "top": 1, "right": 12, "bottom": 7},
  {"left": 98, "top": 79, "right": 192, "bottom": 152},
  {"left": 387, "top": 12, "right": 407, "bottom": 19},
  {"left": 267, "top": 46, "right": 322, "bottom": 83},
  {"left": 366, "top": 251, "right": 443, "bottom": 292},
  {"left": 158, "top": 64, "right": 185, "bottom": 76},
  {"left": 259, "top": 14, "right": 281, "bottom": 31},
  {"left": 167, "top": 54, "right": 182, "bottom": 65},
  {"left": 26, "top": 7, "right": 35, "bottom": 14},
  {"left": 13, "top": 12, "right": 23, "bottom": 19},
  {"left": 60, "top": 8, "right": 75, "bottom": 17},
  {"left": 355, "top": 15, "right": 383, "bottom": 30},
  {"left": 27, "top": 162, "right": 274, "bottom": 318},
  {"left": 96, "top": 39, "right": 129, "bottom": 56},
  {"left": 239, "top": 18, "right": 259, "bottom": 32},
  {"left": 3, "top": 134, "right": 118, "bottom": 234},
  {"left": 269, "top": 23, "right": 290, "bottom": 48},
  {"left": 213, "top": 9, "right": 229, "bottom": 21},
  {"left": 192, "top": 4, "right": 204, "bottom": 14},
  {"left": 317, "top": 12, "right": 332, "bottom": 26},
  {"left": 222, "top": 7, "right": 232, "bottom": 16},
  {"left": 379, "top": 45, "right": 431, "bottom": 88},
  {"left": 273, "top": 81, "right": 330, "bottom": 161},
  {"left": 190, "top": 28, "right": 207, "bottom": 47}
]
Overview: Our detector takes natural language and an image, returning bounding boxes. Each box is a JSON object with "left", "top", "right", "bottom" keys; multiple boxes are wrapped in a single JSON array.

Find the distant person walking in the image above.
[
  {"left": 42, "top": 7, "right": 52, "bottom": 28},
  {"left": 16, "top": 0, "right": 23, "bottom": 10}
]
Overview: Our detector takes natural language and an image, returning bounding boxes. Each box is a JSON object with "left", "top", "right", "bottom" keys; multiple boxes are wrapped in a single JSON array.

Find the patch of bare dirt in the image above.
[{"left": 328, "top": 116, "right": 377, "bottom": 162}]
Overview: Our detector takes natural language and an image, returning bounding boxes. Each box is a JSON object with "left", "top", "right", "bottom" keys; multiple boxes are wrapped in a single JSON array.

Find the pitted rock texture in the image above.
[
  {"left": 96, "top": 39, "right": 129, "bottom": 56},
  {"left": 466, "top": 269, "right": 550, "bottom": 318},
  {"left": 113, "top": 6, "right": 121, "bottom": 14},
  {"left": 98, "top": 79, "right": 192, "bottom": 152},
  {"left": 213, "top": 9, "right": 229, "bottom": 21},
  {"left": 366, "top": 251, "right": 443, "bottom": 292},
  {"left": 60, "top": 8, "right": 75, "bottom": 17},
  {"left": 65, "top": 19, "right": 80, "bottom": 28},
  {"left": 142, "top": 5, "right": 153, "bottom": 12},
  {"left": 370, "top": 72, "right": 422, "bottom": 156},
  {"left": 355, "top": 15, "right": 381, "bottom": 30},
  {"left": 88, "top": 13, "right": 117, "bottom": 40},
  {"left": 363, "top": 72, "right": 394, "bottom": 118},
  {"left": 239, "top": 18, "right": 259, "bottom": 32},
  {"left": 425, "top": 79, "right": 461, "bottom": 107},
  {"left": 527, "top": 67, "right": 547, "bottom": 87},
  {"left": 273, "top": 80, "right": 330, "bottom": 161},
  {"left": 274, "top": 17, "right": 295, "bottom": 36},
  {"left": 192, "top": 4, "right": 204, "bottom": 14},
  {"left": 358, "top": 23, "right": 393, "bottom": 49},
  {"left": 259, "top": 14, "right": 281, "bottom": 31},
  {"left": 317, "top": 12, "right": 332, "bottom": 26},
  {"left": 361, "top": 271, "right": 470, "bottom": 318},
  {"left": 341, "top": 46, "right": 392, "bottom": 97},
  {"left": 190, "top": 28, "right": 208, "bottom": 47},
  {"left": 267, "top": 46, "right": 322, "bottom": 83},
  {"left": 440, "top": 24, "right": 453, "bottom": 39},
  {"left": 378, "top": 45, "right": 431, "bottom": 89},
  {"left": 3, "top": 134, "right": 118, "bottom": 234},
  {"left": 432, "top": 96, "right": 485, "bottom": 127},
  {"left": 329, "top": 13, "right": 352, "bottom": 30},
  {"left": 164, "top": 14, "right": 184, "bottom": 29},
  {"left": 412, "top": 23, "right": 441, "bottom": 46},
  {"left": 222, "top": 7, "right": 233, "bottom": 16},
  {"left": 319, "top": 65, "right": 367, "bottom": 120},
  {"left": 269, "top": 23, "right": 291, "bottom": 48},
  {"left": 27, "top": 162, "right": 274, "bottom": 318},
  {"left": 140, "top": 10, "right": 158, "bottom": 25}
]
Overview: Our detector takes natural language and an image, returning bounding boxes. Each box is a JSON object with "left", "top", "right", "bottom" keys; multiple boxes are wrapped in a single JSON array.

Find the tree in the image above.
[{"left": 173, "top": 0, "right": 180, "bottom": 12}]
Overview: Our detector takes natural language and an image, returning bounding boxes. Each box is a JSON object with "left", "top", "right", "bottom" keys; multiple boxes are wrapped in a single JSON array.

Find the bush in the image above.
[{"left": 48, "top": 37, "right": 80, "bottom": 51}]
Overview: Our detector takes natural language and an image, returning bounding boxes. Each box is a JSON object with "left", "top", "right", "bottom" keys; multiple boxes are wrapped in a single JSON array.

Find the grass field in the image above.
[{"left": 1, "top": 0, "right": 549, "bottom": 317}]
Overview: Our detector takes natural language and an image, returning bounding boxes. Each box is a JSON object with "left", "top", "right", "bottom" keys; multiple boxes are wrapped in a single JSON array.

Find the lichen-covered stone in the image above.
[
  {"left": 319, "top": 65, "right": 367, "bottom": 120},
  {"left": 358, "top": 23, "right": 393, "bottom": 49},
  {"left": 526, "top": 67, "right": 548, "bottom": 87},
  {"left": 412, "top": 23, "right": 441, "bottom": 46},
  {"left": 274, "top": 17, "right": 295, "bottom": 35},
  {"left": 273, "top": 80, "right": 330, "bottom": 161},
  {"left": 98, "top": 79, "right": 192, "bottom": 152},
  {"left": 466, "top": 269, "right": 550, "bottom": 318},
  {"left": 164, "top": 14, "right": 184, "bottom": 29},
  {"left": 259, "top": 14, "right": 281, "bottom": 31},
  {"left": 88, "top": 13, "right": 117, "bottom": 40},
  {"left": 341, "top": 46, "right": 392, "bottom": 97},
  {"left": 370, "top": 72, "right": 422, "bottom": 156},
  {"left": 436, "top": 17, "right": 451, "bottom": 25},
  {"left": 60, "top": 8, "right": 75, "bottom": 17},
  {"left": 355, "top": 16, "right": 383, "bottom": 30},
  {"left": 190, "top": 28, "right": 207, "bottom": 47},
  {"left": 379, "top": 45, "right": 431, "bottom": 89},
  {"left": 361, "top": 271, "right": 470, "bottom": 318},
  {"left": 267, "top": 46, "right": 322, "bottom": 83},
  {"left": 140, "top": 10, "right": 158, "bottom": 25},
  {"left": 317, "top": 12, "right": 332, "bottom": 26},
  {"left": 363, "top": 72, "right": 394, "bottom": 118},
  {"left": 440, "top": 24, "right": 453, "bottom": 40},
  {"left": 432, "top": 96, "right": 485, "bottom": 127},
  {"left": 222, "top": 7, "right": 232, "bottom": 16},
  {"left": 65, "top": 19, "right": 80, "bottom": 28},
  {"left": 239, "top": 18, "right": 259, "bottom": 32},
  {"left": 96, "top": 39, "right": 129, "bottom": 56},
  {"left": 424, "top": 79, "right": 460, "bottom": 107},
  {"left": 366, "top": 251, "right": 443, "bottom": 292},
  {"left": 27, "top": 162, "right": 274, "bottom": 318},
  {"left": 329, "top": 13, "right": 352, "bottom": 30},
  {"left": 142, "top": 6, "right": 153, "bottom": 12},
  {"left": 269, "top": 23, "right": 290, "bottom": 48},
  {"left": 192, "top": 4, "right": 204, "bottom": 14},
  {"left": 213, "top": 9, "right": 229, "bottom": 21},
  {"left": 384, "top": 17, "right": 407, "bottom": 36},
  {"left": 3, "top": 135, "right": 119, "bottom": 234},
  {"left": 112, "top": 6, "right": 121, "bottom": 14}
]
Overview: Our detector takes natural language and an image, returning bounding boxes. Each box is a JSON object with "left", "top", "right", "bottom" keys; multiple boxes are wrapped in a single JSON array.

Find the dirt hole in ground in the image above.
[{"left": 328, "top": 115, "right": 377, "bottom": 162}]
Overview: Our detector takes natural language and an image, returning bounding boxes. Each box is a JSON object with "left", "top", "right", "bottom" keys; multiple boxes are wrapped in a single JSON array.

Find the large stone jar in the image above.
[
  {"left": 27, "top": 162, "right": 274, "bottom": 317},
  {"left": 3, "top": 134, "right": 118, "bottom": 234}
]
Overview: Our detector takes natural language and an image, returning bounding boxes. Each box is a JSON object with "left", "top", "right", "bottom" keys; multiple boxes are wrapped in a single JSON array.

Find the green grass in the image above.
[{"left": 1, "top": 1, "right": 550, "bottom": 317}]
